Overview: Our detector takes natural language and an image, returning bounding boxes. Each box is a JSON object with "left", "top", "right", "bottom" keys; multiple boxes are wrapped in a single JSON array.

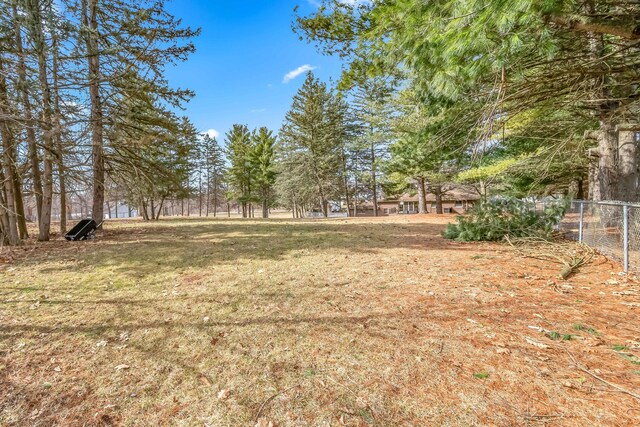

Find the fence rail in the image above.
[{"left": 559, "top": 200, "right": 640, "bottom": 273}]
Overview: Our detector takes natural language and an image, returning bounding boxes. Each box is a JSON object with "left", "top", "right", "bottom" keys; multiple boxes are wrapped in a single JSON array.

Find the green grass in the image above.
[
  {"left": 618, "top": 354, "right": 640, "bottom": 365},
  {"left": 613, "top": 344, "right": 630, "bottom": 351},
  {"left": 574, "top": 324, "right": 599, "bottom": 335},
  {"left": 547, "top": 331, "right": 561, "bottom": 341}
]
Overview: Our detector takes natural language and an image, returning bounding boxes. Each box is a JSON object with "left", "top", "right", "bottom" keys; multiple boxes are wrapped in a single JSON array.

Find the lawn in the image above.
[{"left": 1, "top": 215, "right": 639, "bottom": 426}]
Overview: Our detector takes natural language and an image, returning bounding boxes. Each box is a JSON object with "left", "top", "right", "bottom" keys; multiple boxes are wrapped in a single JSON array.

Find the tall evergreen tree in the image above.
[
  {"left": 202, "top": 134, "right": 226, "bottom": 217},
  {"left": 278, "top": 72, "right": 345, "bottom": 217},
  {"left": 350, "top": 78, "right": 394, "bottom": 215},
  {"left": 226, "top": 124, "right": 254, "bottom": 218},
  {"left": 250, "top": 127, "right": 278, "bottom": 218}
]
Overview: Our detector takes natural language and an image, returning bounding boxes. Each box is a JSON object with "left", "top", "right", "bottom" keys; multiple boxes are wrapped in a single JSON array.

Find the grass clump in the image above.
[
  {"left": 619, "top": 354, "right": 640, "bottom": 365},
  {"left": 613, "top": 344, "right": 630, "bottom": 351},
  {"left": 574, "top": 324, "right": 599, "bottom": 335},
  {"left": 473, "top": 371, "right": 490, "bottom": 379},
  {"left": 444, "top": 198, "right": 567, "bottom": 242},
  {"left": 547, "top": 331, "right": 561, "bottom": 341}
]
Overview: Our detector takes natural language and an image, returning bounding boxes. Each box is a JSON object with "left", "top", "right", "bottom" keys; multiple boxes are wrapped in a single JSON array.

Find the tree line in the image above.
[
  {"left": 9, "top": 0, "right": 634, "bottom": 244},
  {"left": 0, "top": 0, "right": 199, "bottom": 245},
  {"left": 295, "top": 0, "right": 640, "bottom": 209}
]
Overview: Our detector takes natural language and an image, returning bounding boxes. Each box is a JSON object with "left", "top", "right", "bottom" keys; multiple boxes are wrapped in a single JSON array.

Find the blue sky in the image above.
[{"left": 164, "top": 0, "right": 344, "bottom": 141}]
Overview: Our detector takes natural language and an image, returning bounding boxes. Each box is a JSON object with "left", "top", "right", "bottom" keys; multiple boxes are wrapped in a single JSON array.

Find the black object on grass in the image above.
[{"left": 64, "top": 219, "right": 102, "bottom": 241}]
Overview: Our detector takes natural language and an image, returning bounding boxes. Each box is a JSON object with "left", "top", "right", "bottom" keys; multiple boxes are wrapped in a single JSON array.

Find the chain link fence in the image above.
[{"left": 559, "top": 200, "right": 640, "bottom": 273}]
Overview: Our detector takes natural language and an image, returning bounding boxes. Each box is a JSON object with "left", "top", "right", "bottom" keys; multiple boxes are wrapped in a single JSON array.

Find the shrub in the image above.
[{"left": 443, "top": 198, "right": 567, "bottom": 241}]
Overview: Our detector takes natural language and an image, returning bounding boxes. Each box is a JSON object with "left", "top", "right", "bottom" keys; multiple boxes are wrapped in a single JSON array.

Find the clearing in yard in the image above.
[{"left": 1, "top": 215, "right": 639, "bottom": 426}]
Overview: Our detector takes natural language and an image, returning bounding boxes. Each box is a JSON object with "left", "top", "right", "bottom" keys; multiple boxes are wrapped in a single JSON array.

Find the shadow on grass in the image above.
[
  {"left": 27, "top": 220, "right": 490, "bottom": 279},
  {"left": 0, "top": 312, "right": 390, "bottom": 338}
]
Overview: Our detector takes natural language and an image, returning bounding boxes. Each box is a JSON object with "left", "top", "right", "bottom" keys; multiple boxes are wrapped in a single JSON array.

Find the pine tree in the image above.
[
  {"left": 250, "top": 127, "right": 277, "bottom": 218},
  {"left": 226, "top": 124, "right": 254, "bottom": 218},
  {"left": 202, "top": 134, "right": 226, "bottom": 217},
  {"left": 77, "top": 0, "right": 199, "bottom": 223},
  {"left": 278, "top": 72, "right": 344, "bottom": 217},
  {"left": 350, "top": 78, "right": 394, "bottom": 215}
]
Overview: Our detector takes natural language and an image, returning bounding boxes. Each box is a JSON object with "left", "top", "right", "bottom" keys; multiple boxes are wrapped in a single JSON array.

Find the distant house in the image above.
[
  {"left": 350, "top": 188, "right": 480, "bottom": 216},
  {"left": 398, "top": 188, "right": 480, "bottom": 214}
]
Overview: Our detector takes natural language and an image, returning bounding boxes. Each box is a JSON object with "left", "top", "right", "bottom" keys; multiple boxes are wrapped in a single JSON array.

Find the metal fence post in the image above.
[
  {"left": 578, "top": 201, "right": 584, "bottom": 243},
  {"left": 623, "top": 204, "right": 630, "bottom": 273}
]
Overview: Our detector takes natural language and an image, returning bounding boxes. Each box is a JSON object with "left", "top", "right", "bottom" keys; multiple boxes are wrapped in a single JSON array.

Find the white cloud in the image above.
[
  {"left": 205, "top": 129, "right": 219, "bottom": 139},
  {"left": 250, "top": 108, "right": 266, "bottom": 113},
  {"left": 282, "top": 64, "right": 316, "bottom": 83},
  {"left": 307, "top": 0, "right": 368, "bottom": 6}
]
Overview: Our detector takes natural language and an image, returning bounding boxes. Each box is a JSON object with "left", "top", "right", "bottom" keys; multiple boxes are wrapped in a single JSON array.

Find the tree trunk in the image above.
[
  {"left": 584, "top": 3, "right": 619, "bottom": 202},
  {"left": 141, "top": 200, "right": 149, "bottom": 220},
  {"left": 213, "top": 177, "right": 218, "bottom": 217},
  {"left": 262, "top": 196, "right": 268, "bottom": 219},
  {"left": 155, "top": 198, "right": 165, "bottom": 220},
  {"left": 29, "top": 0, "right": 55, "bottom": 241},
  {"left": 0, "top": 127, "right": 19, "bottom": 245},
  {"left": 320, "top": 198, "right": 328, "bottom": 217},
  {"left": 416, "top": 177, "right": 427, "bottom": 214},
  {"left": 58, "top": 163, "right": 67, "bottom": 233},
  {"left": 371, "top": 138, "right": 378, "bottom": 216},
  {"left": 479, "top": 180, "right": 487, "bottom": 202},
  {"left": 12, "top": 172, "right": 28, "bottom": 239},
  {"left": 617, "top": 129, "right": 638, "bottom": 202},
  {"left": 198, "top": 170, "right": 203, "bottom": 216},
  {"left": 587, "top": 148, "right": 598, "bottom": 200},
  {"left": 0, "top": 179, "right": 13, "bottom": 245},
  {"left": 82, "top": 0, "right": 105, "bottom": 225},
  {"left": 205, "top": 170, "right": 210, "bottom": 217},
  {"left": 576, "top": 179, "right": 585, "bottom": 200},
  {"left": 13, "top": 1, "right": 43, "bottom": 222},
  {"left": 434, "top": 186, "right": 444, "bottom": 214},
  {"left": 593, "top": 122, "right": 617, "bottom": 201},
  {"left": 353, "top": 173, "right": 358, "bottom": 217},
  {"left": 0, "top": 58, "right": 20, "bottom": 245},
  {"left": 341, "top": 146, "right": 351, "bottom": 217},
  {"left": 51, "top": 24, "right": 67, "bottom": 234}
]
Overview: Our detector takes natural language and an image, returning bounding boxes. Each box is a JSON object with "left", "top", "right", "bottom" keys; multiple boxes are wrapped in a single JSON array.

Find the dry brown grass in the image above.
[{"left": 1, "top": 215, "right": 639, "bottom": 426}]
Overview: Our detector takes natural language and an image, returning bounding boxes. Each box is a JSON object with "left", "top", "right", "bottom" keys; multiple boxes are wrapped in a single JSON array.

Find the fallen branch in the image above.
[
  {"left": 254, "top": 384, "right": 299, "bottom": 422},
  {"left": 506, "top": 235, "right": 595, "bottom": 280},
  {"left": 566, "top": 351, "right": 640, "bottom": 401}
]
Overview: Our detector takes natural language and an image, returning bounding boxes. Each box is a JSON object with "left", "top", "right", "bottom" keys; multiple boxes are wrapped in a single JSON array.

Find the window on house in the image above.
[
  {"left": 431, "top": 202, "right": 436, "bottom": 208},
  {"left": 383, "top": 208, "right": 389, "bottom": 214},
  {"left": 455, "top": 201, "right": 463, "bottom": 208},
  {"left": 635, "top": 132, "right": 640, "bottom": 143}
]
